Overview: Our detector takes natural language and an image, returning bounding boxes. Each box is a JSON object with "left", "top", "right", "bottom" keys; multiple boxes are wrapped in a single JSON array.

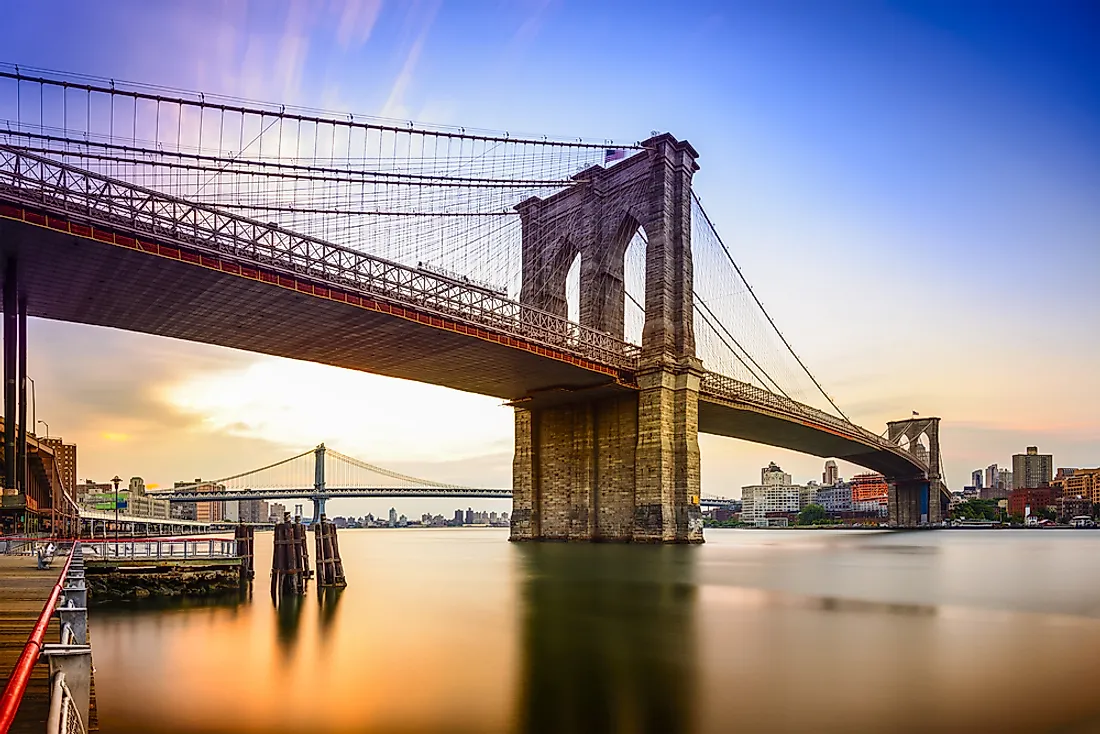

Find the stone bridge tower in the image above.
[
  {"left": 510, "top": 134, "right": 703, "bottom": 543},
  {"left": 885, "top": 416, "right": 946, "bottom": 525}
]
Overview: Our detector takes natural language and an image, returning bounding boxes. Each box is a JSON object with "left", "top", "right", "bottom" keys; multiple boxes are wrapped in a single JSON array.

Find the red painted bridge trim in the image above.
[{"left": 0, "top": 203, "right": 630, "bottom": 383}]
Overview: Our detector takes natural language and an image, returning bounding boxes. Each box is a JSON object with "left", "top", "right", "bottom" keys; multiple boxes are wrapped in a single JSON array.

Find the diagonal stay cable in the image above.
[{"left": 692, "top": 192, "right": 850, "bottom": 422}]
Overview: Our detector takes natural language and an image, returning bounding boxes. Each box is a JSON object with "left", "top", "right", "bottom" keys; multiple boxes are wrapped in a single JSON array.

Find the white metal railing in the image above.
[
  {"left": 80, "top": 537, "right": 237, "bottom": 561},
  {"left": 0, "top": 145, "right": 640, "bottom": 372},
  {"left": 46, "top": 671, "right": 85, "bottom": 734}
]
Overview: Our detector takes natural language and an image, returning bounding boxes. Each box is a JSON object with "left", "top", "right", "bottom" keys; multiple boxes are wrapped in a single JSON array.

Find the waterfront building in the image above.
[
  {"left": 465, "top": 508, "right": 474, "bottom": 525},
  {"left": 1053, "top": 468, "right": 1100, "bottom": 504},
  {"left": 224, "top": 500, "right": 240, "bottom": 522},
  {"left": 1008, "top": 486, "right": 1059, "bottom": 518},
  {"left": 985, "top": 464, "right": 999, "bottom": 490},
  {"left": 971, "top": 470, "right": 983, "bottom": 489},
  {"left": 1012, "top": 447, "right": 1053, "bottom": 490},
  {"left": 388, "top": 507, "right": 397, "bottom": 527},
  {"left": 823, "top": 460, "right": 839, "bottom": 486},
  {"left": 40, "top": 437, "right": 77, "bottom": 494},
  {"left": 453, "top": 509, "right": 464, "bottom": 525},
  {"left": 998, "top": 469, "right": 1013, "bottom": 491},
  {"left": 851, "top": 473, "right": 889, "bottom": 516},
  {"left": 742, "top": 463, "right": 805, "bottom": 526}
]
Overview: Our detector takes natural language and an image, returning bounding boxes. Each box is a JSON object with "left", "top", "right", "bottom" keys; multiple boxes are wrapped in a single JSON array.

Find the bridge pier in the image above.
[{"left": 511, "top": 359, "right": 703, "bottom": 544}]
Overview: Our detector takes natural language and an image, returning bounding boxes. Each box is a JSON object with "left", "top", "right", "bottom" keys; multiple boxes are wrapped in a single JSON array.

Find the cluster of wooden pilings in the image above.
[
  {"left": 234, "top": 523, "right": 255, "bottom": 580},
  {"left": 313, "top": 515, "right": 347, "bottom": 588},
  {"left": 271, "top": 514, "right": 313, "bottom": 597}
]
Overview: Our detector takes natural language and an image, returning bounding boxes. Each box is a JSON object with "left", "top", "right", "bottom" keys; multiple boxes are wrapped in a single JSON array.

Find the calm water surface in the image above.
[{"left": 92, "top": 529, "right": 1100, "bottom": 733}]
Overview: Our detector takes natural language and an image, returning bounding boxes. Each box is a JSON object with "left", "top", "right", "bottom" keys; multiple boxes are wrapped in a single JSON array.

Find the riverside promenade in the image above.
[{"left": 0, "top": 547, "right": 97, "bottom": 734}]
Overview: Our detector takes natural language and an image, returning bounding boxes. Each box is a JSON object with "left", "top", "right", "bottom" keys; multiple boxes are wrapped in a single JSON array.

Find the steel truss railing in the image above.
[
  {"left": 700, "top": 372, "right": 930, "bottom": 475},
  {"left": 0, "top": 145, "right": 640, "bottom": 371}
]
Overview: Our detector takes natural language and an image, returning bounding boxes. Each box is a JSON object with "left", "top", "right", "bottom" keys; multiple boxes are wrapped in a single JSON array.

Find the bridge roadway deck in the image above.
[
  {"left": 0, "top": 556, "right": 60, "bottom": 733},
  {"left": 0, "top": 207, "right": 622, "bottom": 402},
  {"left": 0, "top": 187, "right": 926, "bottom": 484}
]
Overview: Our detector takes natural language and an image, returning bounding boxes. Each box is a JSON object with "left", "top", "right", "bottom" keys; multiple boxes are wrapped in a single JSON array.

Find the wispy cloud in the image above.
[
  {"left": 334, "top": 0, "right": 383, "bottom": 49},
  {"left": 380, "top": 1, "right": 439, "bottom": 120}
]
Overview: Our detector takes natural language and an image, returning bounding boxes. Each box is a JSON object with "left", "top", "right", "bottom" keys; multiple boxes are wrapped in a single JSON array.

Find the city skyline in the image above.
[{"left": 4, "top": 0, "right": 1098, "bottom": 501}]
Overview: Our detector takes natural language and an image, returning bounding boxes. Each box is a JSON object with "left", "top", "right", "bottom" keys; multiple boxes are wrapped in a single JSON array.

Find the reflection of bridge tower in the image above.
[
  {"left": 515, "top": 544, "right": 697, "bottom": 731},
  {"left": 886, "top": 417, "right": 946, "bottom": 525},
  {"left": 511, "top": 134, "right": 703, "bottom": 543}
]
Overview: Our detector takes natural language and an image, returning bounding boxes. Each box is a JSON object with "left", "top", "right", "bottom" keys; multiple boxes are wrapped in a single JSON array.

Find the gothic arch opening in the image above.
[{"left": 607, "top": 212, "right": 649, "bottom": 346}]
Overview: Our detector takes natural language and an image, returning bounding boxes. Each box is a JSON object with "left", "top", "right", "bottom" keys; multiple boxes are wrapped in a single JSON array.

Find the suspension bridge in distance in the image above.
[
  {"left": 0, "top": 66, "right": 948, "bottom": 542},
  {"left": 152, "top": 444, "right": 738, "bottom": 522}
]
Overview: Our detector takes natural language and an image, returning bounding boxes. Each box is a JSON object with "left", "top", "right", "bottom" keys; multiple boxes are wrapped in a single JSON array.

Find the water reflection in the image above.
[
  {"left": 516, "top": 543, "right": 697, "bottom": 734},
  {"left": 317, "top": 586, "right": 343, "bottom": 640},
  {"left": 274, "top": 590, "right": 303, "bottom": 656}
]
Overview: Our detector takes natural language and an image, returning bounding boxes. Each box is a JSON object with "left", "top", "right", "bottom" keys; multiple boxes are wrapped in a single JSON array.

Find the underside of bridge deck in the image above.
[
  {"left": 0, "top": 216, "right": 621, "bottom": 402},
  {"left": 697, "top": 399, "right": 923, "bottom": 479}
]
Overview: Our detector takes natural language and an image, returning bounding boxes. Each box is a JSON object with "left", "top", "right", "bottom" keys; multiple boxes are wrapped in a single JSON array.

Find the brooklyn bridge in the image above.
[{"left": 0, "top": 65, "right": 947, "bottom": 541}]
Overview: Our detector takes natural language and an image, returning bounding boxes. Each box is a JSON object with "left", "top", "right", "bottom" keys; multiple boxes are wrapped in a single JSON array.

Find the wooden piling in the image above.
[
  {"left": 234, "top": 523, "right": 255, "bottom": 580},
  {"left": 271, "top": 513, "right": 311, "bottom": 598},
  {"left": 312, "top": 515, "right": 347, "bottom": 588}
]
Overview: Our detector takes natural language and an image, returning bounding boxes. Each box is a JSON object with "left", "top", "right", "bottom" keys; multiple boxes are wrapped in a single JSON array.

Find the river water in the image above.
[{"left": 91, "top": 529, "right": 1100, "bottom": 733}]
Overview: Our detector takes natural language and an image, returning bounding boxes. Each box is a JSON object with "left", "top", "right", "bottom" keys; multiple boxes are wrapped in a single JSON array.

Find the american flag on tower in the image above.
[{"left": 604, "top": 148, "right": 626, "bottom": 164}]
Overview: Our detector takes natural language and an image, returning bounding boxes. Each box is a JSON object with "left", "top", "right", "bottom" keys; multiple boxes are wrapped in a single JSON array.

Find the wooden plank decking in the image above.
[{"left": 0, "top": 554, "right": 60, "bottom": 733}]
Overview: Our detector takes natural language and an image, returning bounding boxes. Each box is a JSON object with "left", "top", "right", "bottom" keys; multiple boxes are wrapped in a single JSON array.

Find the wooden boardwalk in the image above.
[{"left": 0, "top": 554, "right": 64, "bottom": 734}]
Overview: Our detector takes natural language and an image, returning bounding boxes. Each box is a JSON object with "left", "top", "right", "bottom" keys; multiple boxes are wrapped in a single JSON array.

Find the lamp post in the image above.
[
  {"left": 112, "top": 474, "right": 121, "bottom": 548},
  {"left": 37, "top": 420, "right": 48, "bottom": 439}
]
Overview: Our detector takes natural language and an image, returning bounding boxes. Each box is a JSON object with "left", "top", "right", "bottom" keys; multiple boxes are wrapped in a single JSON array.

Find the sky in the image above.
[{"left": 2, "top": 0, "right": 1098, "bottom": 513}]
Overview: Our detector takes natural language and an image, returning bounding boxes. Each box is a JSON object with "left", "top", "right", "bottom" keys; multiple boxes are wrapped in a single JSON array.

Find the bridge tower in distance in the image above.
[
  {"left": 886, "top": 417, "right": 946, "bottom": 525},
  {"left": 510, "top": 134, "right": 703, "bottom": 543}
]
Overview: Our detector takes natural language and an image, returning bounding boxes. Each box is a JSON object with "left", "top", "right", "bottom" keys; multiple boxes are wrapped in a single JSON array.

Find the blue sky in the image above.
[{"left": 3, "top": 0, "right": 1098, "bottom": 508}]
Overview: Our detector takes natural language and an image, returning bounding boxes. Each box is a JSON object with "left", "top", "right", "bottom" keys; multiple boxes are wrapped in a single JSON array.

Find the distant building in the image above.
[
  {"left": 126, "top": 477, "right": 170, "bottom": 519},
  {"left": 464, "top": 507, "right": 474, "bottom": 525},
  {"left": 971, "top": 470, "right": 984, "bottom": 490},
  {"left": 762, "top": 462, "right": 791, "bottom": 486},
  {"left": 453, "top": 509, "right": 464, "bottom": 525},
  {"left": 1012, "top": 447, "right": 1052, "bottom": 490},
  {"left": 979, "top": 484, "right": 1009, "bottom": 501},
  {"left": 40, "top": 437, "right": 77, "bottom": 495},
  {"left": 174, "top": 478, "right": 225, "bottom": 523},
  {"left": 223, "top": 501, "right": 240, "bottom": 522},
  {"left": 1009, "top": 487, "right": 1059, "bottom": 518},
  {"left": 998, "top": 468, "right": 1013, "bottom": 492},
  {"left": 850, "top": 473, "right": 889, "bottom": 516},
  {"left": 742, "top": 463, "right": 804, "bottom": 526},
  {"left": 1059, "top": 495, "right": 1091, "bottom": 522},
  {"left": 239, "top": 499, "right": 269, "bottom": 523},
  {"left": 985, "top": 464, "right": 999, "bottom": 490},
  {"left": 388, "top": 507, "right": 397, "bottom": 527},
  {"left": 1054, "top": 468, "right": 1100, "bottom": 504},
  {"left": 814, "top": 481, "right": 852, "bottom": 513},
  {"left": 171, "top": 502, "right": 197, "bottom": 521},
  {"left": 269, "top": 502, "right": 287, "bottom": 522},
  {"left": 823, "top": 460, "right": 839, "bottom": 486}
]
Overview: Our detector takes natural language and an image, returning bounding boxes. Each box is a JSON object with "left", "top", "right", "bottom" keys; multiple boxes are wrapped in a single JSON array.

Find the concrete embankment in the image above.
[{"left": 85, "top": 561, "right": 243, "bottom": 603}]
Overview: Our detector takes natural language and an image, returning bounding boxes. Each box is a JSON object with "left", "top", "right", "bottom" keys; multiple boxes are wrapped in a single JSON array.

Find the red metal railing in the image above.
[{"left": 0, "top": 544, "right": 77, "bottom": 733}]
